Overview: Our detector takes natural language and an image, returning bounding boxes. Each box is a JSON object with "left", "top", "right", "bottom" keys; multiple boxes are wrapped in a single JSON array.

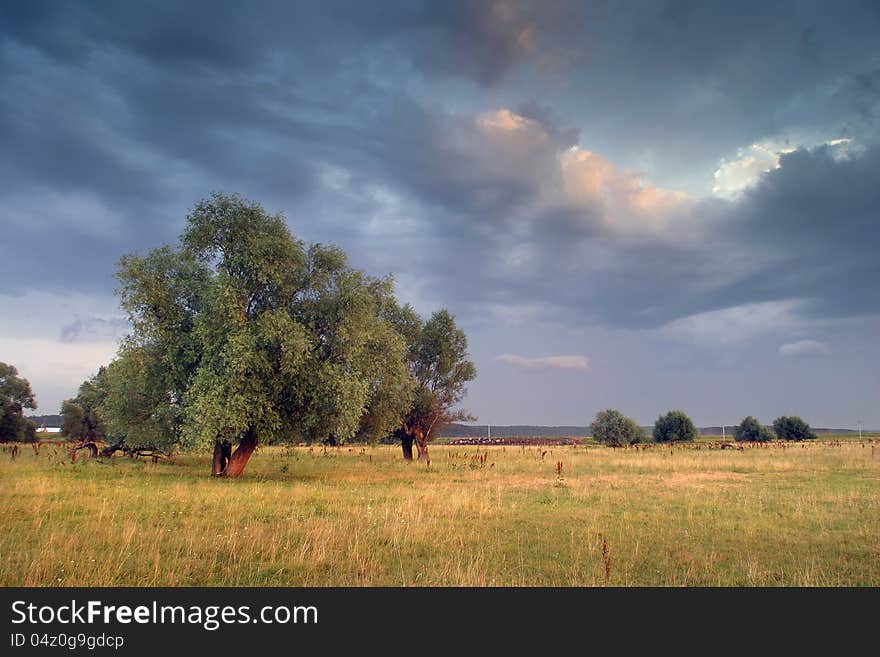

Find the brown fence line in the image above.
[
  {"left": 447, "top": 437, "right": 582, "bottom": 446},
  {"left": 443, "top": 437, "right": 880, "bottom": 448}
]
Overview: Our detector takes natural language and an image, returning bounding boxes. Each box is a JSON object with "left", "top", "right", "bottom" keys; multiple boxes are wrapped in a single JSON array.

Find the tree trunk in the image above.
[
  {"left": 212, "top": 438, "right": 233, "bottom": 477},
  {"left": 100, "top": 444, "right": 123, "bottom": 458},
  {"left": 400, "top": 434, "right": 414, "bottom": 461},
  {"left": 415, "top": 428, "right": 429, "bottom": 460},
  {"left": 222, "top": 428, "right": 257, "bottom": 478}
]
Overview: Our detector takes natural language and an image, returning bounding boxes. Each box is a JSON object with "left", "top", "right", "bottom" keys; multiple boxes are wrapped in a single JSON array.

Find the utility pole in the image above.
[
  {"left": 859, "top": 421, "right": 862, "bottom": 440},
  {"left": 488, "top": 422, "right": 491, "bottom": 440}
]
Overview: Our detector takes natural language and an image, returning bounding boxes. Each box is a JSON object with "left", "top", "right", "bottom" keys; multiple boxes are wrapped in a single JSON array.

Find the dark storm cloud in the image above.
[
  {"left": 361, "top": 101, "right": 559, "bottom": 224},
  {"left": 1, "top": 0, "right": 878, "bottom": 334},
  {"left": 2, "top": 0, "right": 880, "bottom": 427},
  {"left": 536, "top": 1, "right": 880, "bottom": 189},
  {"left": 389, "top": 1, "right": 585, "bottom": 85},
  {"left": 0, "top": 2, "right": 363, "bottom": 293},
  {"left": 59, "top": 316, "right": 128, "bottom": 344},
  {"left": 533, "top": 144, "right": 880, "bottom": 331},
  {"left": 0, "top": 1, "right": 561, "bottom": 87},
  {"left": 716, "top": 145, "right": 880, "bottom": 318},
  {"left": 359, "top": 98, "right": 880, "bottom": 331},
  {"left": 514, "top": 101, "right": 580, "bottom": 148}
]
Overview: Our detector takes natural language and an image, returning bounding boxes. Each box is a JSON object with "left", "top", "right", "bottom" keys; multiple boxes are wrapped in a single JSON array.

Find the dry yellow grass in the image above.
[{"left": 1, "top": 440, "right": 878, "bottom": 586}]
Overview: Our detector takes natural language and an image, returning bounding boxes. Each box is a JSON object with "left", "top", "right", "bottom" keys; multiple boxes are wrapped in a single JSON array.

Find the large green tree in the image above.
[
  {"left": 391, "top": 308, "right": 477, "bottom": 460},
  {"left": 292, "top": 244, "right": 414, "bottom": 445},
  {"left": 110, "top": 242, "right": 212, "bottom": 457},
  {"left": 111, "top": 192, "right": 413, "bottom": 477},
  {"left": 0, "top": 362, "right": 37, "bottom": 442}
]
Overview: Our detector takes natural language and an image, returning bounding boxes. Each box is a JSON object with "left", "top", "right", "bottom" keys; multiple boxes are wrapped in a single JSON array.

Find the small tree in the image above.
[
  {"left": 0, "top": 362, "right": 37, "bottom": 442},
  {"left": 590, "top": 409, "right": 643, "bottom": 447},
  {"left": 99, "top": 345, "right": 181, "bottom": 456},
  {"left": 733, "top": 416, "right": 774, "bottom": 442},
  {"left": 392, "top": 308, "right": 477, "bottom": 460},
  {"left": 653, "top": 410, "right": 697, "bottom": 443},
  {"left": 772, "top": 416, "right": 816, "bottom": 441},
  {"left": 61, "top": 369, "right": 108, "bottom": 442}
]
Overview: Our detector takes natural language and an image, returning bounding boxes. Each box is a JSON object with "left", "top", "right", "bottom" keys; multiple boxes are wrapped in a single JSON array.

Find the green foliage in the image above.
[
  {"left": 60, "top": 370, "right": 108, "bottom": 442},
  {"left": 590, "top": 409, "right": 643, "bottom": 447},
  {"left": 106, "top": 192, "right": 418, "bottom": 465},
  {"left": 772, "top": 416, "right": 816, "bottom": 441},
  {"left": 733, "top": 416, "right": 775, "bottom": 442},
  {"left": 398, "top": 309, "right": 477, "bottom": 447},
  {"left": 0, "top": 363, "right": 37, "bottom": 442},
  {"left": 116, "top": 245, "right": 210, "bottom": 393},
  {"left": 0, "top": 401, "right": 32, "bottom": 442},
  {"left": 99, "top": 346, "right": 181, "bottom": 454},
  {"left": 60, "top": 400, "right": 84, "bottom": 437},
  {"left": 653, "top": 410, "right": 697, "bottom": 442},
  {"left": 290, "top": 243, "right": 413, "bottom": 444},
  {"left": 21, "top": 419, "right": 38, "bottom": 443}
]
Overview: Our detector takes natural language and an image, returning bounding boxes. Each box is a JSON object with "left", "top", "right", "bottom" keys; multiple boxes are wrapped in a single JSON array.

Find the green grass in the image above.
[{"left": 1, "top": 439, "right": 878, "bottom": 586}]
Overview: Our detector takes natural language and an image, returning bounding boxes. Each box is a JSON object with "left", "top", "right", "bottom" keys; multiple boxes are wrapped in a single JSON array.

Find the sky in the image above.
[{"left": 1, "top": 0, "right": 878, "bottom": 428}]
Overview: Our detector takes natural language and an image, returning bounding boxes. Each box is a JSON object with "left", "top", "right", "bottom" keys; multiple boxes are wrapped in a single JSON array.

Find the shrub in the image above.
[
  {"left": 772, "top": 416, "right": 816, "bottom": 441},
  {"left": 0, "top": 363, "right": 37, "bottom": 442},
  {"left": 61, "top": 373, "right": 108, "bottom": 443},
  {"left": 590, "top": 409, "right": 644, "bottom": 447},
  {"left": 653, "top": 410, "right": 698, "bottom": 442},
  {"left": 21, "top": 420, "right": 38, "bottom": 443},
  {"left": 733, "top": 416, "right": 774, "bottom": 442}
]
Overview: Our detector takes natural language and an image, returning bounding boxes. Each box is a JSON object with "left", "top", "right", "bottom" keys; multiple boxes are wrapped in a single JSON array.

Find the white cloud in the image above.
[
  {"left": 712, "top": 137, "right": 854, "bottom": 198},
  {"left": 498, "top": 353, "right": 589, "bottom": 370},
  {"left": 660, "top": 300, "right": 804, "bottom": 345},
  {"left": 712, "top": 143, "right": 785, "bottom": 198},
  {"left": 559, "top": 147, "right": 691, "bottom": 233},
  {"left": 779, "top": 339, "right": 830, "bottom": 356},
  {"left": 466, "top": 108, "right": 693, "bottom": 236}
]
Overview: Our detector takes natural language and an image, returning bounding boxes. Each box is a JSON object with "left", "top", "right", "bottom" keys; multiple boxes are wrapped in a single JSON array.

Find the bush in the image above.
[
  {"left": 653, "top": 410, "right": 697, "bottom": 443},
  {"left": 590, "top": 409, "right": 644, "bottom": 447},
  {"left": 61, "top": 373, "right": 108, "bottom": 443},
  {"left": 733, "top": 416, "right": 774, "bottom": 442},
  {"left": 772, "top": 416, "right": 816, "bottom": 441},
  {"left": 21, "top": 420, "right": 38, "bottom": 443}
]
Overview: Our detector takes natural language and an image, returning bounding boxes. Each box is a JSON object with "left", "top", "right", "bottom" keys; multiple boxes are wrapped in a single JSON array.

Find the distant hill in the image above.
[
  {"left": 439, "top": 423, "right": 864, "bottom": 437},
  {"left": 23, "top": 416, "right": 868, "bottom": 436},
  {"left": 26, "top": 414, "right": 63, "bottom": 428},
  {"left": 437, "top": 424, "right": 588, "bottom": 437}
]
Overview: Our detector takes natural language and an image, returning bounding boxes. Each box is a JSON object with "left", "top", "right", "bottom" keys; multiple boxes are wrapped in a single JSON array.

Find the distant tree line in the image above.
[
  {"left": 589, "top": 408, "right": 817, "bottom": 446},
  {"left": 59, "top": 193, "right": 476, "bottom": 477}
]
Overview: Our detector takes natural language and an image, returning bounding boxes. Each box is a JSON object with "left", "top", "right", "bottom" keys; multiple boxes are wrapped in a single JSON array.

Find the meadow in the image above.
[{"left": 1, "top": 438, "right": 878, "bottom": 586}]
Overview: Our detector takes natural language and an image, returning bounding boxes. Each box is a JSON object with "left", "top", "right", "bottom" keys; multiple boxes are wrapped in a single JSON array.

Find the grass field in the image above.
[{"left": 1, "top": 438, "right": 879, "bottom": 586}]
